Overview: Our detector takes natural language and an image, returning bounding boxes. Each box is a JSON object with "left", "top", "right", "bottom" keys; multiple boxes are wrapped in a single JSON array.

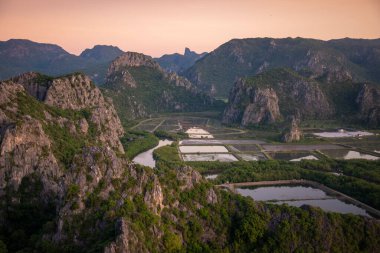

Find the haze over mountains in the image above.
[
  {"left": 184, "top": 37, "right": 380, "bottom": 97},
  {"left": 0, "top": 39, "right": 205, "bottom": 84},
  {"left": 1, "top": 37, "right": 380, "bottom": 127},
  {"left": 155, "top": 48, "right": 207, "bottom": 73},
  {"left": 0, "top": 39, "right": 124, "bottom": 83}
]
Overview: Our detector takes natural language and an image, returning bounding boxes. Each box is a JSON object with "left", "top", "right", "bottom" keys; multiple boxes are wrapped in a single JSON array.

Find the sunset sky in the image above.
[{"left": 1, "top": 0, "right": 379, "bottom": 57}]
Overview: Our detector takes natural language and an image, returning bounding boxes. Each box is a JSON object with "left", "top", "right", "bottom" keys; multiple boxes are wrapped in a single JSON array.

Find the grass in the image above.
[{"left": 120, "top": 130, "right": 159, "bottom": 159}]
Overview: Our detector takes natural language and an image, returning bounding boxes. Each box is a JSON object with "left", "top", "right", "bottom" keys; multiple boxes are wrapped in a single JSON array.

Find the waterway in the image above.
[{"left": 133, "top": 140, "right": 173, "bottom": 168}]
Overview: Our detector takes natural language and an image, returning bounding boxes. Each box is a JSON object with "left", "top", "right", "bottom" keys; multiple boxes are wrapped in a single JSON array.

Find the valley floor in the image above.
[{"left": 131, "top": 113, "right": 380, "bottom": 163}]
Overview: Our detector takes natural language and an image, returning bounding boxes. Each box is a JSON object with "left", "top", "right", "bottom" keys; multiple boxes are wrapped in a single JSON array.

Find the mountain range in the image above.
[
  {"left": 222, "top": 68, "right": 380, "bottom": 127},
  {"left": 1, "top": 68, "right": 379, "bottom": 252},
  {"left": 1, "top": 37, "right": 380, "bottom": 127},
  {"left": 155, "top": 47, "right": 207, "bottom": 73},
  {"left": 0, "top": 39, "right": 205, "bottom": 85},
  {"left": 102, "top": 52, "right": 219, "bottom": 125},
  {"left": 0, "top": 39, "right": 124, "bottom": 83},
  {"left": 184, "top": 37, "right": 380, "bottom": 97}
]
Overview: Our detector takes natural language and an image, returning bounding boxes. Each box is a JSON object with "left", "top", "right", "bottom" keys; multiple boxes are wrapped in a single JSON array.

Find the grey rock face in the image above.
[
  {"left": 44, "top": 74, "right": 124, "bottom": 152},
  {"left": 206, "top": 188, "right": 218, "bottom": 204},
  {"left": 104, "top": 218, "right": 148, "bottom": 253},
  {"left": 282, "top": 115, "right": 303, "bottom": 142},
  {"left": 222, "top": 69, "right": 333, "bottom": 126},
  {"left": 176, "top": 166, "right": 202, "bottom": 190},
  {"left": 0, "top": 77, "right": 169, "bottom": 250},
  {"left": 10, "top": 72, "right": 51, "bottom": 100},
  {"left": 241, "top": 87, "right": 281, "bottom": 126},
  {"left": 107, "top": 52, "right": 162, "bottom": 75},
  {"left": 356, "top": 84, "right": 380, "bottom": 127},
  {"left": 184, "top": 37, "right": 374, "bottom": 97},
  {"left": 0, "top": 117, "right": 61, "bottom": 193}
]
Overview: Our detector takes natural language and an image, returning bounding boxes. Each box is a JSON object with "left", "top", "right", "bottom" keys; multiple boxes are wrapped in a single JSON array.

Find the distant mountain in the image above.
[
  {"left": 0, "top": 39, "right": 85, "bottom": 79},
  {"left": 0, "top": 39, "right": 124, "bottom": 83},
  {"left": 80, "top": 45, "right": 124, "bottom": 62},
  {"left": 223, "top": 68, "right": 380, "bottom": 127},
  {"left": 155, "top": 47, "right": 207, "bottom": 73},
  {"left": 79, "top": 45, "right": 124, "bottom": 83},
  {"left": 184, "top": 37, "right": 380, "bottom": 97},
  {"left": 102, "top": 52, "right": 219, "bottom": 124}
]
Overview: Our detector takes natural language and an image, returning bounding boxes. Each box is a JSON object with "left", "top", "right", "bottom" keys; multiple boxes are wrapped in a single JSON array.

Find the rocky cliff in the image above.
[
  {"left": 0, "top": 73, "right": 167, "bottom": 252},
  {"left": 1, "top": 72, "right": 379, "bottom": 252},
  {"left": 222, "top": 78, "right": 281, "bottom": 126},
  {"left": 184, "top": 37, "right": 380, "bottom": 97},
  {"left": 103, "top": 52, "right": 218, "bottom": 122},
  {"left": 0, "top": 81, "right": 224, "bottom": 251},
  {"left": 0, "top": 72, "right": 125, "bottom": 191},
  {"left": 222, "top": 68, "right": 333, "bottom": 126},
  {"left": 281, "top": 114, "right": 303, "bottom": 142},
  {"left": 0, "top": 39, "right": 124, "bottom": 83},
  {"left": 356, "top": 84, "right": 380, "bottom": 127}
]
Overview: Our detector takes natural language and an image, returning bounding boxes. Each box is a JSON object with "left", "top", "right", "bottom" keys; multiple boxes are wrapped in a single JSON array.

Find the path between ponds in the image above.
[{"left": 151, "top": 119, "right": 166, "bottom": 132}]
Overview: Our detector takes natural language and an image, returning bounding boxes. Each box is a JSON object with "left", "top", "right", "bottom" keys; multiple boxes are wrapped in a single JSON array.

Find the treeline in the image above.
[
  {"left": 152, "top": 147, "right": 380, "bottom": 252},
  {"left": 152, "top": 142, "right": 380, "bottom": 209}
]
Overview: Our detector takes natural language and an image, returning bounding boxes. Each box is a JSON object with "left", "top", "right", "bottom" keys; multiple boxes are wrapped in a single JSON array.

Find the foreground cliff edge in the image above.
[{"left": 0, "top": 72, "right": 379, "bottom": 252}]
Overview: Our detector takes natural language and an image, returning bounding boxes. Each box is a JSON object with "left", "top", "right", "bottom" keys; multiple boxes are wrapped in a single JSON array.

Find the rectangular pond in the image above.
[
  {"left": 182, "top": 153, "right": 238, "bottom": 162},
  {"left": 180, "top": 139, "right": 266, "bottom": 145},
  {"left": 179, "top": 145, "right": 229, "bottom": 153},
  {"left": 231, "top": 144, "right": 261, "bottom": 152},
  {"left": 314, "top": 131, "right": 374, "bottom": 138},
  {"left": 269, "top": 152, "right": 319, "bottom": 161},
  {"left": 236, "top": 185, "right": 372, "bottom": 217},
  {"left": 262, "top": 144, "right": 343, "bottom": 152},
  {"left": 321, "top": 149, "right": 379, "bottom": 160},
  {"left": 205, "top": 174, "right": 219, "bottom": 180},
  {"left": 238, "top": 153, "right": 267, "bottom": 161}
]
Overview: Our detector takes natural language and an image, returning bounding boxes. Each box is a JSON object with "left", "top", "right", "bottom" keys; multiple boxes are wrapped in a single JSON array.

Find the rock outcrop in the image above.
[
  {"left": 155, "top": 47, "right": 207, "bottom": 74},
  {"left": 104, "top": 218, "right": 148, "bottom": 253},
  {"left": 0, "top": 73, "right": 126, "bottom": 193},
  {"left": 222, "top": 69, "right": 333, "bottom": 126},
  {"left": 183, "top": 37, "right": 377, "bottom": 97},
  {"left": 223, "top": 78, "right": 281, "bottom": 126},
  {"left": 13, "top": 72, "right": 124, "bottom": 152},
  {"left": 176, "top": 166, "right": 202, "bottom": 190},
  {"left": 10, "top": 72, "right": 52, "bottom": 100},
  {"left": 241, "top": 87, "right": 281, "bottom": 125},
  {"left": 356, "top": 84, "right": 380, "bottom": 127},
  {"left": 103, "top": 52, "right": 217, "bottom": 121},
  {"left": 0, "top": 73, "right": 168, "bottom": 251},
  {"left": 107, "top": 52, "right": 161, "bottom": 74},
  {"left": 281, "top": 115, "right": 303, "bottom": 142}
]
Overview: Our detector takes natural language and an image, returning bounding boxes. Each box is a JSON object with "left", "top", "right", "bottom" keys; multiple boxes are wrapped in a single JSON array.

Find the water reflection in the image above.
[
  {"left": 237, "top": 185, "right": 371, "bottom": 217},
  {"left": 133, "top": 140, "right": 172, "bottom": 168}
]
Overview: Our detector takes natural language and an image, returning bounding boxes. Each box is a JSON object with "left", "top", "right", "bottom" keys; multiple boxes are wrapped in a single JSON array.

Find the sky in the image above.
[{"left": 1, "top": 0, "right": 379, "bottom": 57}]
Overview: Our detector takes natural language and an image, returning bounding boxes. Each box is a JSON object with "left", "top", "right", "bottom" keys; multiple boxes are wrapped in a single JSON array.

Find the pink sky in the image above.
[{"left": 1, "top": 0, "right": 379, "bottom": 57}]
